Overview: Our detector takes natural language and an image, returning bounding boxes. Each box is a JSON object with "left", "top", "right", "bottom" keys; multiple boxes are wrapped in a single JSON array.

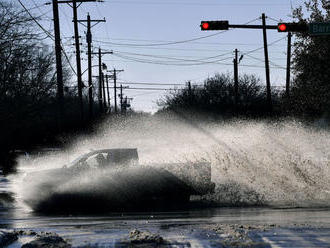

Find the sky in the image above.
[{"left": 23, "top": 0, "right": 304, "bottom": 112}]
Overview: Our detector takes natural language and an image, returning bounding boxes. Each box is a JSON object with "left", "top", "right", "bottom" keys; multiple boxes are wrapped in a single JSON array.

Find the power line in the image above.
[
  {"left": 244, "top": 54, "right": 286, "bottom": 69},
  {"left": 17, "top": 0, "right": 77, "bottom": 75},
  {"left": 17, "top": 0, "right": 55, "bottom": 40},
  {"left": 112, "top": 50, "right": 234, "bottom": 63},
  {"left": 116, "top": 82, "right": 185, "bottom": 86},
  {"left": 112, "top": 53, "right": 286, "bottom": 69},
  {"left": 106, "top": 1, "right": 290, "bottom": 6},
  {"left": 30, "top": 0, "right": 53, "bottom": 21},
  {"left": 93, "top": 38, "right": 283, "bottom": 47},
  {"left": 112, "top": 53, "right": 233, "bottom": 66},
  {"left": 242, "top": 36, "right": 287, "bottom": 56},
  {"left": 267, "top": 16, "right": 282, "bottom": 23},
  {"left": 111, "top": 85, "right": 286, "bottom": 92},
  {"left": 93, "top": 17, "right": 261, "bottom": 47},
  {"left": 130, "top": 91, "right": 163, "bottom": 97}
]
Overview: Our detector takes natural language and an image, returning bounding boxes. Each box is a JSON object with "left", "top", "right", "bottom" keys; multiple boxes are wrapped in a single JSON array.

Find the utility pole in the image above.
[
  {"left": 286, "top": 32, "right": 292, "bottom": 98},
  {"left": 98, "top": 48, "right": 103, "bottom": 113},
  {"left": 52, "top": 0, "right": 64, "bottom": 129},
  {"left": 234, "top": 49, "right": 239, "bottom": 108},
  {"left": 72, "top": 0, "right": 84, "bottom": 121},
  {"left": 57, "top": 0, "right": 103, "bottom": 120},
  {"left": 105, "top": 74, "right": 111, "bottom": 111},
  {"left": 91, "top": 48, "right": 112, "bottom": 113},
  {"left": 187, "top": 81, "right": 192, "bottom": 105},
  {"left": 262, "top": 13, "right": 272, "bottom": 112},
  {"left": 107, "top": 69, "right": 124, "bottom": 114},
  {"left": 114, "top": 70, "right": 118, "bottom": 113},
  {"left": 78, "top": 13, "right": 105, "bottom": 119},
  {"left": 102, "top": 72, "right": 107, "bottom": 110},
  {"left": 87, "top": 14, "right": 93, "bottom": 119},
  {"left": 120, "top": 84, "right": 123, "bottom": 113}
]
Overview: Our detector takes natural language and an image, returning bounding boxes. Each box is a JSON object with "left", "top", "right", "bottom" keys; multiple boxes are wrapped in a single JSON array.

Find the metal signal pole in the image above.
[{"left": 286, "top": 32, "right": 292, "bottom": 98}]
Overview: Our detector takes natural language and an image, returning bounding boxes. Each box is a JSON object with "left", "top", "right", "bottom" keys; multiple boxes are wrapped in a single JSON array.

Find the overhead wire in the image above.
[
  {"left": 116, "top": 82, "right": 185, "bottom": 86},
  {"left": 30, "top": 0, "right": 53, "bottom": 21},
  {"left": 242, "top": 36, "right": 287, "bottom": 56},
  {"left": 113, "top": 52, "right": 286, "bottom": 69},
  {"left": 17, "top": 0, "right": 77, "bottom": 75},
  {"left": 111, "top": 50, "right": 234, "bottom": 63},
  {"left": 267, "top": 16, "right": 282, "bottom": 23},
  {"left": 244, "top": 54, "right": 286, "bottom": 69},
  {"left": 93, "top": 17, "right": 261, "bottom": 47},
  {"left": 106, "top": 1, "right": 290, "bottom": 7}
]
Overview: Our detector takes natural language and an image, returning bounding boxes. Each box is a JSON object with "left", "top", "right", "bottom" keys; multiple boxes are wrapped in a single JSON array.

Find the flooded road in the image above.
[
  {"left": 1, "top": 174, "right": 330, "bottom": 247},
  {"left": 1, "top": 119, "right": 330, "bottom": 247}
]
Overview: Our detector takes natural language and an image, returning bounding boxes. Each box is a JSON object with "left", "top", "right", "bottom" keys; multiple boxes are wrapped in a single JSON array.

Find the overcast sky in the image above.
[{"left": 24, "top": 0, "right": 303, "bottom": 112}]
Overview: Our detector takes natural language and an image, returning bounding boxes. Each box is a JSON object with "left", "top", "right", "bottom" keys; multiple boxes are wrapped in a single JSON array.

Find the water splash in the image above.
[{"left": 14, "top": 113, "right": 330, "bottom": 209}]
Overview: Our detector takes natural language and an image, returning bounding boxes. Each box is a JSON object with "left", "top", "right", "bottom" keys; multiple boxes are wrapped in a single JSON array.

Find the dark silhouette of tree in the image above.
[
  {"left": 290, "top": 0, "right": 330, "bottom": 117},
  {"left": 0, "top": 2, "right": 99, "bottom": 173},
  {"left": 158, "top": 73, "right": 282, "bottom": 117}
]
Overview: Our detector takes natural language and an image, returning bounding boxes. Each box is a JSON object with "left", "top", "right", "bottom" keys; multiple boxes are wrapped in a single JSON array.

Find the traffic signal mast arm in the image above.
[
  {"left": 201, "top": 21, "right": 308, "bottom": 32},
  {"left": 201, "top": 21, "right": 277, "bottom": 30}
]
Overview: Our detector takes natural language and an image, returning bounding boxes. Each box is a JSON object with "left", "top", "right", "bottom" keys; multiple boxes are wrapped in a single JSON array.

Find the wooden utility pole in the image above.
[
  {"left": 87, "top": 14, "right": 93, "bottom": 119},
  {"left": 78, "top": 13, "right": 105, "bottom": 119},
  {"left": 72, "top": 0, "right": 84, "bottom": 121},
  {"left": 57, "top": 0, "right": 102, "bottom": 120},
  {"left": 102, "top": 72, "right": 107, "bottom": 109},
  {"left": 262, "top": 13, "right": 272, "bottom": 112},
  {"left": 91, "top": 48, "right": 112, "bottom": 113},
  {"left": 105, "top": 74, "right": 111, "bottom": 110},
  {"left": 120, "top": 84, "right": 123, "bottom": 113},
  {"left": 286, "top": 32, "right": 292, "bottom": 98},
  {"left": 52, "top": 0, "right": 64, "bottom": 129},
  {"left": 114, "top": 70, "right": 118, "bottom": 113},
  {"left": 234, "top": 49, "right": 239, "bottom": 107},
  {"left": 108, "top": 69, "right": 124, "bottom": 114},
  {"left": 98, "top": 48, "right": 103, "bottom": 113},
  {"left": 187, "top": 81, "right": 192, "bottom": 105}
]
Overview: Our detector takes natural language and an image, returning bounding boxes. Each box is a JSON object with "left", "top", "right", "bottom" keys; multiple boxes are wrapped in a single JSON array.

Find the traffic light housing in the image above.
[
  {"left": 277, "top": 22, "right": 308, "bottom": 32},
  {"left": 201, "top": 21, "right": 229, "bottom": 30}
]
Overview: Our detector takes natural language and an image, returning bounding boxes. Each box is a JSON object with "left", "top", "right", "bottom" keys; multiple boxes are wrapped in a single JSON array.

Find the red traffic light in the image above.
[
  {"left": 277, "top": 22, "right": 308, "bottom": 32},
  {"left": 278, "top": 23, "right": 287, "bottom": 32},
  {"left": 201, "top": 22, "right": 210, "bottom": 30},
  {"left": 201, "top": 21, "right": 229, "bottom": 31}
]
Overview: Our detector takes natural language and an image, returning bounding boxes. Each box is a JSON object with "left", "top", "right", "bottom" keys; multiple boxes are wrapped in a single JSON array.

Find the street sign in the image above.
[{"left": 309, "top": 22, "right": 330, "bottom": 35}]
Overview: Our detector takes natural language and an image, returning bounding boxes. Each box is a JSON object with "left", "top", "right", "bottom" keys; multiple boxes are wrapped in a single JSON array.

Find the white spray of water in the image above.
[{"left": 15, "top": 113, "right": 330, "bottom": 208}]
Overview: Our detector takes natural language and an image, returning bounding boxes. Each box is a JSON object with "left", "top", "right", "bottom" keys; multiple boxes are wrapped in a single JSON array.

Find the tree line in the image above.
[{"left": 0, "top": 2, "right": 102, "bottom": 173}]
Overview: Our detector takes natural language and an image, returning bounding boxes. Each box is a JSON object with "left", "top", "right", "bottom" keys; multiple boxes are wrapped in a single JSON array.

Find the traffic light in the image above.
[
  {"left": 201, "top": 21, "right": 229, "bottom": 31},
  {"left": 277, "top": 22, "right": 308, "bottom": 32}
]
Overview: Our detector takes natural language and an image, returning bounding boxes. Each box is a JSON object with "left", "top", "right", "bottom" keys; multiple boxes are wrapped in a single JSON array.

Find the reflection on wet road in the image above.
[{"left": 1, "top": 175, "right": 330, "bottom": 247}]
